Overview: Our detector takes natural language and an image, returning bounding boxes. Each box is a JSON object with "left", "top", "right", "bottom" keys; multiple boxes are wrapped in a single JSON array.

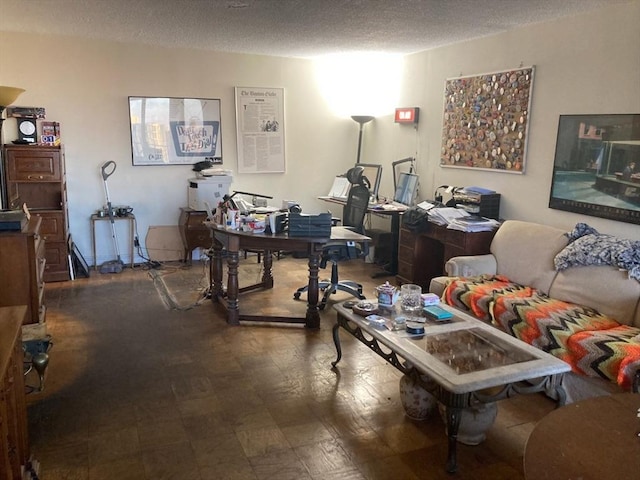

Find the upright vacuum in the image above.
[{"left": 99, "top": 161, "right": 124, "bottom": 274}]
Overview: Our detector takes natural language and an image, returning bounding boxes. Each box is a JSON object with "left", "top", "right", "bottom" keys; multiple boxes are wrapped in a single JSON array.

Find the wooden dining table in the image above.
[{"left": 206, "top": 223, "right": 370, "bottom": 328}]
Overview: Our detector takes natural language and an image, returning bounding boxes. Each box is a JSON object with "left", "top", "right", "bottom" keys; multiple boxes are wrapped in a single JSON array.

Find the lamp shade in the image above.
[{"left": 0, "top": 86, "right": 25, "bottom": 108}]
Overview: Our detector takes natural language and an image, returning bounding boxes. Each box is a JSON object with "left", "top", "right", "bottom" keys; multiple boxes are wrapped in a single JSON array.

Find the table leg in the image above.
[
  {"left": 331, "top": 322, "right": 342, "bottom": 367},
  {"left": 262, "top": 249, "right": 274, "bottom": 288},
  {"left": 445, "top": 405, "right": 462, "bottom": 474},
  {"left": 304, "top": 251, "right": 321, "bottom": 329},
  {"left": 91, "top": 218, "right": 97, "bottom": 270},
  {"left": 226, "top": 244, "right": 240, "bottom": 325},
  {"left": 209, "top": 243, "right": 223, "bottom": 303}
]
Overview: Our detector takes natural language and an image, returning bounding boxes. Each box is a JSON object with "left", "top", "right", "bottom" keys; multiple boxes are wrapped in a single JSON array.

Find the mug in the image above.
[{"left": 400, "top": 283, "right": 422, "bottom": 313}]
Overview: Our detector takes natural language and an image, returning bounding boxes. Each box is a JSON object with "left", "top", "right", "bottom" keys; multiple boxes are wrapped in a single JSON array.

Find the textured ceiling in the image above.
[{"left": 0, "top": 0, "right": 631, "bottom": 58}]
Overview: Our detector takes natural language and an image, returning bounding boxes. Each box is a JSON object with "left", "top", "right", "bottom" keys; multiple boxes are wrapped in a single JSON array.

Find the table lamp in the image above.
[
  {"left": 351, "top": 115, "right": 374, "bottom": 164},
  {"left": 0, "top": 86, "right": 26, "bottom": 209}
]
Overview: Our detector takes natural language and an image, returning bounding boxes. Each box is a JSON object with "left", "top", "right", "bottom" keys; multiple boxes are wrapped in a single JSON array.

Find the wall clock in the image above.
[{"left": 18, "top": 118, "right": 37, "bottom": 143}]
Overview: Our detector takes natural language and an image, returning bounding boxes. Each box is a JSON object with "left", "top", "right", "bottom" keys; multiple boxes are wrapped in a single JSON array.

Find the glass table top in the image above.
[{"left": 409, "top": 327, "right": 536, "bottom": 374}]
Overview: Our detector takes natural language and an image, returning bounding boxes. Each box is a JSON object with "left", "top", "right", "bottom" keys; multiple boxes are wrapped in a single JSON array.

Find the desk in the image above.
[
  {"left": 318, "top": 196, "right": 406, "bottom": 276},
  {"left": 397, "top": 224, "right": 497, "bottom": 289},
  {"left": 524, "top": 393, "right": 640, "bottom": 480},
  {"left": 90, "top": 213, "right": 136, "bottom": 270},
  {"left": 207, "top": 225, "right": 370, "bottom": 329}
]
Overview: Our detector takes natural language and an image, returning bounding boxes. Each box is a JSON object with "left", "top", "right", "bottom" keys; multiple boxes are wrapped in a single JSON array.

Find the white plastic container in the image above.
[{"left": 188, "top": 176, "right": 232, "bottom": 211}]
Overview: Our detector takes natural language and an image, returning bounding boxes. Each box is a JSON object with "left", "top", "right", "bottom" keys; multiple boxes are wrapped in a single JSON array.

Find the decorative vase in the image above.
[
  {"left": 399, "top": 374, "right": 437, "bottom": 420},
  {"left": 438, "top": 401, "right": 498, "bottom": 445}
]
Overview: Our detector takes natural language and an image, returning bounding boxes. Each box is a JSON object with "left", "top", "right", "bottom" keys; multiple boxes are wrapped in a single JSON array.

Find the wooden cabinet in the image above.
[
  {"left": 0, "top": 217, "right": 45, "bottom": 325},
  {"left": 396, "top": 224, "right": 496, "bottom": 290},
  {"left": 178, "top": 207, "right": 211, "bottom": 264},
  {"left": 0, "top": 306, "right": 30, "bottom": 480},
  {"left": 3, "top": 145, "right": 70, "bottom": 281}
]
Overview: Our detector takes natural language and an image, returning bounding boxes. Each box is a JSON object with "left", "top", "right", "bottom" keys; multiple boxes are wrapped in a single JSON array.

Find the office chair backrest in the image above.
[{"left": 343, "top": 183, "right": 369, "bottom": 234}]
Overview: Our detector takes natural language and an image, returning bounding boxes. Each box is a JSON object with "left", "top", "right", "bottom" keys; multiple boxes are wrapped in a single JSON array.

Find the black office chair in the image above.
[{"left": 294, "top": 167, "right": 370, "bottom": 310}]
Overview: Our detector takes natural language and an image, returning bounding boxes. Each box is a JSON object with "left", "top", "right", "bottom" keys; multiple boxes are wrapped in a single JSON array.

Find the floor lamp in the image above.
[
  {"left": 351, "top": 115, "right": 374, "bottom": 164},
  {"left": 0, "top": 86, "right": 25, "bottom": 209}
]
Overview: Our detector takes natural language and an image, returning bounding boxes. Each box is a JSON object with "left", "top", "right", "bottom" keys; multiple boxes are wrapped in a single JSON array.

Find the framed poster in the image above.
[
  {"left": 235, "top": 87, "right": 285, "bottom": 173},
  {"left": 549, "top": 114, "right": 640, "bottom": 225},
  {"left": 440, "top": 66, "right": 535, "bottom": 173},
  {"left": 128, "top": 96, "right": 222, "bottom": 166}
]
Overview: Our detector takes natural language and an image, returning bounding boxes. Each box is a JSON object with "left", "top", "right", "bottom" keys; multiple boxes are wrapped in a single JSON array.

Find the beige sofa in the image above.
[{"left": 429, "top": 220, "right": 640, "bottom": 403}]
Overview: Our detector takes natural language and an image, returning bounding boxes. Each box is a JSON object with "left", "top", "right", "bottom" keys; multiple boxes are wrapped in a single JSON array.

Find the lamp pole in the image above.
[
  {"left": 0, "top": 86, "right": 26, "bottom": 209},
  {"left": 351, "top": 115, "right": 374, "bottom": 164}
]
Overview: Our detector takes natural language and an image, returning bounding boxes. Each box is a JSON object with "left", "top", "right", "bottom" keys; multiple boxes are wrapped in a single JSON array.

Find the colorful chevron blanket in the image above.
[{"left": 443, "top": 275, "right": 640, "bottom": 390}]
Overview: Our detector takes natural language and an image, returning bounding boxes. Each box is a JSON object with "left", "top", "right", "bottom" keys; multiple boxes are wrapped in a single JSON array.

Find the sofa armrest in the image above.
[{"left": 444, "top": 254, "right": 497, "bottom": 277}]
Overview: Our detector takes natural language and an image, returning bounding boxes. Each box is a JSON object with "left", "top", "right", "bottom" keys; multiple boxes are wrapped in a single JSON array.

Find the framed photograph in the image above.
[
  {"left": 235, "top": 87, "right": 285, "bottom": 173},
  {"left": 128, "top": 96, "right": 222, "bottom": 166},
  {"left": 440, "top": 66, "right": 535, "bottom": 173},
  {"left": 549, "top": 114, "right": 640, "bottom": 225}
]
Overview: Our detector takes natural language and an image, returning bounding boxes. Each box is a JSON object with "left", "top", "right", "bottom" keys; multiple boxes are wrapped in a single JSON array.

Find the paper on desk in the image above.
[
  {"left": 327, "top": 176, "right": 350, "bottom": 199},
  {"left": 416, "top": 201, "right": 437, "bottom": 211},
  {"left": 427, "top": 207, "right": 470, "bottom": 225}
]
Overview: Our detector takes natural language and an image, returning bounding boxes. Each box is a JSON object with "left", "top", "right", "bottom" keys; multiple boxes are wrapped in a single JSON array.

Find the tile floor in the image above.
[{"left": 27, "top": 254, "right": 556, "bottom": 479}]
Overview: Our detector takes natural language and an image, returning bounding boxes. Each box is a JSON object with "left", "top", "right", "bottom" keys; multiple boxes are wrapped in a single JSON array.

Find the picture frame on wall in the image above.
[
  {"left": 128, "top": 96, "right": 222, "bottom": 166},
  {"left": 549, "top": 113, "right": 640, "bottom": 225},
  {"left": 440, "top": 66, "right": 535, "bottom": 173},
  {"left": 235, "top": 87, "right": 285, "bottom": 173}
]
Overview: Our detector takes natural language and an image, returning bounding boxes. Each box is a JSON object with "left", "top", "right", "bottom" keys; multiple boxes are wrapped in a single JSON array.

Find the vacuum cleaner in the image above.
[{"left": 99, "top": 161, "right": 125, "bottom": 274}]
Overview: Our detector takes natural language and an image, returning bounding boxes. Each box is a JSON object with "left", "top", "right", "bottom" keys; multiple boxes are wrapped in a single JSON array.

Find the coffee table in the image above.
[
  {"left": 331, "top": 302, "right": 571, "bottom": 473},
  {"left": 524, "top": 393, "right": 640, "bottom": 480}
]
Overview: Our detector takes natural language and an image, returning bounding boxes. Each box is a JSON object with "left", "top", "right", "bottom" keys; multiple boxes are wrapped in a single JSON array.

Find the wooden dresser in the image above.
[
  {"left": 397, "top": 223, "right": 497, "bottom": 289},
  {"left": 178, "top": 207, "right": 211, "bottom": 263},
  {"left": 0, "top": 216, "right": 45, "bottom": 326},
  {"left": 4, "top": 144, "right": 70, "bottom": 282},
  {"left": 0, "top": 306, "right": 30, "bottom": 479}
]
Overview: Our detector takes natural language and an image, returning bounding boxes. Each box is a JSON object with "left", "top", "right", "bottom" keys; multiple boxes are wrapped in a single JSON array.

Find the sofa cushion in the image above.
[
  {"left": 565, "top": 325, "right": 640, "bottom": 390},
  {"left": 549, "top": 265, "right": 640, "bottom": 328},
  {"left": 443, "top": 274, "right": 533, "bottom": 321},
  {"left": 490, "top": 220, "right": 568, "bottom": 294},
  {"left": 490, "top": 292, "right": 619, "bottom": 360}
]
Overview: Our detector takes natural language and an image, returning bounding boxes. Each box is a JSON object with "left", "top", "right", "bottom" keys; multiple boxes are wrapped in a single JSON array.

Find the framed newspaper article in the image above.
[
  {"left": 128, "top": 96, "right": 222, "bottom": 166},
  {"left": 235, "top": 87, "right": 285, "bottom": 173}
]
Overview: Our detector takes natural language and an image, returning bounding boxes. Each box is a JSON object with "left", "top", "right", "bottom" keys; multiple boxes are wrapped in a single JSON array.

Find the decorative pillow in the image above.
[
  {"left": 554, "top": 223, "right": 640, "bottom": 281},
  {"left": 490, "top": 292, "right": 619, "bottom": 359},
  {"left": 443, "top": 274, "right": 533, "bottom": 321}
]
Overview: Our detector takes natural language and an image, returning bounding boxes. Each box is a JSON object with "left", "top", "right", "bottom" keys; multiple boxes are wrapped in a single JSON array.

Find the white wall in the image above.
[
  {"left": 0, "top": 36, "right": 357, "bottom": 264},
  {"left": 1, "top": 1, "right": 638, "bottom": 265},
  {"left": 365, "top": 1, "right": 640, "bottom": 240}
]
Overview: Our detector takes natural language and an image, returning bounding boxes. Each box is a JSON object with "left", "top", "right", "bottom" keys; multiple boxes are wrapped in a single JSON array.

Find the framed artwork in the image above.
[
  {"left": 549, "top": 114, "right": 640, "bottom": 225},
  {"left": 235, "top": 87, "right": 285, "bottom": 173},
  {"left": 128, "top": 96, "right": 222, "bottom": 166},
  {"left": 440, "top": 66, "right": 535, "bottom": 173}
]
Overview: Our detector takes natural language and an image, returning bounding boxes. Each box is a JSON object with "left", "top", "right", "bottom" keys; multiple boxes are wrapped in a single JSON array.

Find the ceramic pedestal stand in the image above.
[
  {"left": 399, "top": 373, "right": 437, "bottom": 420},
  {"left": 399, "top": 372, "right": 498, "bottom": 445}
]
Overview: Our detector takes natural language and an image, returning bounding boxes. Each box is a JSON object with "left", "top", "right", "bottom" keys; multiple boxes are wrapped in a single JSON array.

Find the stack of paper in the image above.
[
  {"left": 427, "top": 207, "right": 470, "bottom": 226},
  {"left": 448, "top": 215, "right": 500, "bottom": 232},
  {"left": 427, "top": 207, "right": 499, "bottom": 232}
]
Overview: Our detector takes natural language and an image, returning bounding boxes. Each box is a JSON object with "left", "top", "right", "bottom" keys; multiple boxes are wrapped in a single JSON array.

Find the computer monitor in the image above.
[
  {"left": 394, "top": 172, "right": 419, "bottom": 206},
  {"left": 358, "top": 163, "right": 382, "bottom": 201}
]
